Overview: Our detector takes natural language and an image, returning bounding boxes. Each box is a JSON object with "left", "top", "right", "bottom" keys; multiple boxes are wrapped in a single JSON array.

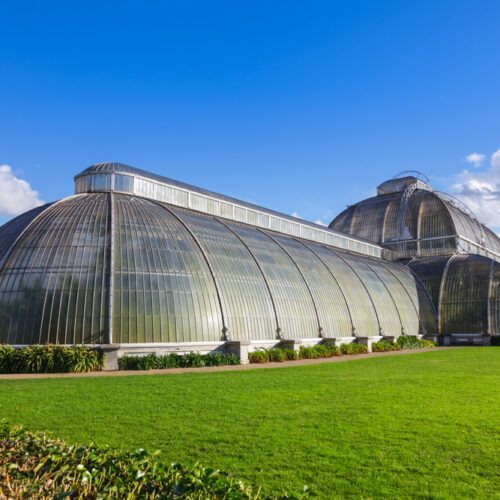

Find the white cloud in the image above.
[
  {"left": 452, "top": 149, "right": 500, "bottom": 231},
  {"left": 0, "top": 165, "right": 44, "bottom": 218},
  {"left": 291, "top": 211, "right": 303, "bottom": 219},
  {"left": 465, "top": 152, "right": 485, "bottom": 167},
  {"left": 314, "top": 219, "right": 327, "bottom": 226}
]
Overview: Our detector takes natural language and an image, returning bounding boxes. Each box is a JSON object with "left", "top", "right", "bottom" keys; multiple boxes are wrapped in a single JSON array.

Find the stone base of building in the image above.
[
  {"left": 439, "top": 334, "right": 490, "bottom": 346},
  {"left": 100, "top": 334, "right": 434, "bottom": 370}
]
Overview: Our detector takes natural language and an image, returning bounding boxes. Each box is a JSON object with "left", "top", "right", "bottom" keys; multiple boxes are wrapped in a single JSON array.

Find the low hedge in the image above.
[
  {"left": 248, "top": 337, "right": 439, "bottom": 364},
  {"left": 118, "top": 351, "right": 241, "bottom": 370},
  {"left": 249, "top": 343, "right": 363, "bottom": 364},
  {"left": 0, "top": 422, "right": 305, "bottom": 499},
  {"left": 299, "top": 344, "right": 341, "bottom": 359},
  {"left": 0, "top": 345, "right": 104, "bottom": 374}
]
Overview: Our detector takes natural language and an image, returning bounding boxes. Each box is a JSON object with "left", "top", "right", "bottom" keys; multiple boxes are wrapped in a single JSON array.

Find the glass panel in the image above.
[
  {"left": 190, "top": 193, "right": 207, "bottom": 213},
  {"left": 172, "top": 188, "right": 188, "bottom": 207},
  {"left": 234, "top": 206, "right": 247, "bottom": 222},
  {"left": 221, "top": 203, "right": 233, "bottom": 219},
  {"left": 115, "top": 174, "right": 134, "bottom": 193}
]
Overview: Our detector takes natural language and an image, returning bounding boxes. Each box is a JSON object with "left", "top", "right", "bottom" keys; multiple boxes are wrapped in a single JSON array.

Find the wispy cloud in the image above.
[
  {"left": 291, "top": 211, "right": 303, "bottom": 219},
  {"left": 465, "top": 152, "right": 485, "bottom": 168},
  {"left": 452, "top": 149, "right": 500, "bottom": 231},
  {"left": 0, "top": 165, "right": 44, "bottom": 218},
  {"left": 314, "top": 219, "right": 327, "bottom": 226}
]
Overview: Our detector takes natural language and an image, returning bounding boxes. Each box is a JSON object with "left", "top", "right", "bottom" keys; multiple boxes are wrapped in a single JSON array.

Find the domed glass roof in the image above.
[{"left": 330, "top": 176, "right": 500, "bottom": 260}]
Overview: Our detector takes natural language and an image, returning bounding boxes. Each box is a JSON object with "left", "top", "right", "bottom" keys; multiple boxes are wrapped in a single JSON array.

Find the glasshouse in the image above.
[
  {"left": 0, "top": 164, "right": 497, "bottom": 368},
  {"left": 331, "top": 172, "right": 500, "bottom": 342}
]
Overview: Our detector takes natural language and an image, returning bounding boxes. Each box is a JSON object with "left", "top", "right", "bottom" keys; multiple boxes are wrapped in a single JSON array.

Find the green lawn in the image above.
[{"left": 1, "top": 348, "right": 499, "bottom": 499}]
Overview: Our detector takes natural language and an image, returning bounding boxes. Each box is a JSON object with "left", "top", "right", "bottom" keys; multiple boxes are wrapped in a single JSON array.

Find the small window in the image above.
[{"left": 115, "top": 174, "right": 134, "bottom": 193}]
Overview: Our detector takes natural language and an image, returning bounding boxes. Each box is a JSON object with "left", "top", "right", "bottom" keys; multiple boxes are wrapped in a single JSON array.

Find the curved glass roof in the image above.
[
  {"left": 74, "top": 163, "right": 391, "bottom": 260},
  {"left": 0, "top": 190, "right": 436, "bottom": 345},
  {"left": 408, "top": 254, "right": 500, "bottom": 335},
  {"left": 330, "top": 176, "right": 500, "bottom": 261}
]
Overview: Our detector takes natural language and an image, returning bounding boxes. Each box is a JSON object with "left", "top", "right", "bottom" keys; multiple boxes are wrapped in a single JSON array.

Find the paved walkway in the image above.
[{"left": 0, "top": 347, "right": 460, "bottom": 380}]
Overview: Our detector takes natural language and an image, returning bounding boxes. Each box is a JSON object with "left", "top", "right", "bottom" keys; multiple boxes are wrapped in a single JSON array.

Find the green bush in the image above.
[
  {"left": 269, "top": 348, "right": 287, "bottom": 362},
  {"left": 298, "top": 344, "right": 341, "bottom": 359},
  {"left": 339, "top": 343, "right": 368, "bottom": 355},
  {"left": 119, "top": 351, "right": 241, "bottom": 370},
  {"left": 397, "top": 336, "right": 421, "bottom": 349},
  {"left": 179, "top": 352, "right": 206, "bottom": 368},
  {"left": 298, "top": 346, "right": 318, "bottom": 359},
  {"left": 283, "top": 348, "right": 298, "bottom": 360},
  {"left": 0, "top": 345, "right": 104, "bottom": 374},
  {"left": 0, "top": 422, "right": 304, "bottom": 499},
  {"left": 419, "top": 339, "right": 437, "bottom": 348},
  {"left": 371, "top": 340, "right": 401, "bottom": 352},
  {"left": 491, "top": 336, "right": 500, "bottom": 346},
  {"left": 204, "top": 352, "right": 240, "bottom": 366},
  {"left": 396, "top": 336, "right": 437, "bottom": 350},
  {"left": 248, "top": 349, "right": 270, "bottom": 363}
]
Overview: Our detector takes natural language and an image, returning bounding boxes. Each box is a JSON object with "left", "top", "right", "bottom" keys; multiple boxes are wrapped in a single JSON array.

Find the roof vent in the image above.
[{"left": 377, "top": 172, "right": 431, "bottom": 196}]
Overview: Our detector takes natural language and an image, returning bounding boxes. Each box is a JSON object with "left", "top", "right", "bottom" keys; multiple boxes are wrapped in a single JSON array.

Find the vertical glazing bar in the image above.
[{"left": 108, "top": 192, "right": 115, "bottom": 344}]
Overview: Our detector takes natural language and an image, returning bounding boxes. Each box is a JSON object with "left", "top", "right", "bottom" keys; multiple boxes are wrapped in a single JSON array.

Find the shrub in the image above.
[
  {"left": 0, "top": 422, "right": 303, "bottom": 499},
  {"left": 312, "top": 344, "right": 330, "bottom": 358},
  {"left": 397, "top": 336, "right": 437, "bottom": 350},
  {"left": 0, "top": 345, "right": 104, "bottom": 374},
  {"left": 397, "top": 336, "right": 421, "bottom": 349},
  {"left": 179, "top": 352, "right": 206, "bottom": 368},
  {"left": 324, "top": 344, "right": 342, "bottom": 357},
  {"left": 340, "top": 343, "right": 368, "bottom": 355},
  {"left": 491, "top": 336, "right": 500, "bottom": 346},
  {"left": 283, "top": 348, "right": 298, "bottom": 360},
  {"left": 268, "top": 348, "right": 287, "bottom": 362},
  {"left": 299, "top": 344, "right": 341, "bottom": 359},
  {"left": 371, "top": 340, "right": 400, "bottom": 352},
  {"left": 221, "top": 353, "right": 241, "bottom": 365},
  {"left": 298, "top": 346, "right": 318, "bottom": 359},
  {"left": 248, "top": 349, "right": 270, "bottom": 363},
  {"left": 419, "top": 339, "right": 437, "bottom": 348},
  {"left": 158, "top": 352, "right": 181, "bottom": 368}
]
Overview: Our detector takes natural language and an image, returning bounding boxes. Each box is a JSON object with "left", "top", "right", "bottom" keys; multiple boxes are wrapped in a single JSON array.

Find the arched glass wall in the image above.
[
  {"left": 112, "top": 195, "right": 223, "bottom": 343},
  {"left": 0, "top": 194, "right": 110, "bottom": 345},
  {"left": 408, "top": 255, "right": 500, "bottom": 335},
  {"left": 0, "top": 189, "right": 438, "bottom": 345}
]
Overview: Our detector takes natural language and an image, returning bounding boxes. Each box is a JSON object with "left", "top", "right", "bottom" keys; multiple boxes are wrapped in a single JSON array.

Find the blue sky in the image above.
[{"left": 1, "top": 1, "right": 499, "bottom": 230}]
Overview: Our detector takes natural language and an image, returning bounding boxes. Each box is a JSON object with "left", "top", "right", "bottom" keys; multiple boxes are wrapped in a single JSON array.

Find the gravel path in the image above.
[{"left": 0, "top": 347, "right": 460, "bottom": 380}]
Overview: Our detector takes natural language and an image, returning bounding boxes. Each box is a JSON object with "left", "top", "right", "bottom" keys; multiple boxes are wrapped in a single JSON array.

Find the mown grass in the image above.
[{"left": 0, "top": 348, "right": 499, "bottom": 499}]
